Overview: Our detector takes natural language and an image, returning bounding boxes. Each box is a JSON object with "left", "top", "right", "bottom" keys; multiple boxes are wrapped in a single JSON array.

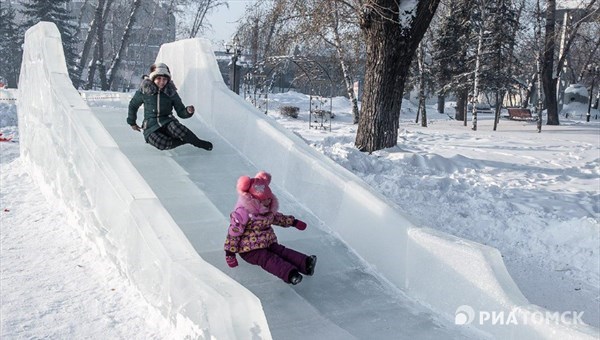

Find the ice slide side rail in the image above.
[
  {"left": 17, "top": 22, "right": 272, "bottom": 340},
  {"left": 157, "top": 38, "right": 598, "bottom": 340}
]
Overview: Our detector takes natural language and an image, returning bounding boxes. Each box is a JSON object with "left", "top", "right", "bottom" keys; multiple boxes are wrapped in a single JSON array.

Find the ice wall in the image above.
[
  {"left": 17, "top": 22, "right": 272, "bottom": 340},
  {"left": 157, "top": 38, "right": 598, "bottom": 339}
]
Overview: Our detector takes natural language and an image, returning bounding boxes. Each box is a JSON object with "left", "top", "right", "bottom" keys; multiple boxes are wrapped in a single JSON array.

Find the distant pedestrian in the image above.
[
  {"left": 224, "top": 171, "right": 317, "bottom": 285},
  {"left": 127, "top": 62, "right": 213, "bottom": 151}
]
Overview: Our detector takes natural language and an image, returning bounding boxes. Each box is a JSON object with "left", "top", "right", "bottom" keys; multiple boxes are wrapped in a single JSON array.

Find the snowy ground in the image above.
[
  {"left": 0, "top": 105, "right": 178, "bottom": 338},
  {"left": 1, "top": 92, "right": 599, "bottom": 336},
  {"left": 264, "top": 92, "right": 600, "bottom": 328}
]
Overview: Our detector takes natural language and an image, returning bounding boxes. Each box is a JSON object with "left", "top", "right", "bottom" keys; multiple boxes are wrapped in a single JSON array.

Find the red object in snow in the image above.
[{"left": 0, "top": 133, "right": 12, "bottom": 142}]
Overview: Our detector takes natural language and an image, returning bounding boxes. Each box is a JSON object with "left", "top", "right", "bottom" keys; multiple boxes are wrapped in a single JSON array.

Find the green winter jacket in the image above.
[{"left": 127, "top": 78, "right": 193, "bottom": 141}]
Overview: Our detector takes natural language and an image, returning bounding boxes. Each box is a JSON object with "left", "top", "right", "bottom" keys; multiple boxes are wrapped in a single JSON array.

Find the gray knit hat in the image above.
[{"left": 149, "top": 62, "right": 171, "bottom": 81}]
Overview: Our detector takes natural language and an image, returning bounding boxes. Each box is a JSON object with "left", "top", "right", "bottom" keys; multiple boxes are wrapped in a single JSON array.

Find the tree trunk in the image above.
[
  {"left": 86, "top": 44, "right": 99, "bottom": 90},
  {"left": 437, "top": 95, "right": 445, "bottom": 114},
  {"left": 456, "top": 89, "right": 468, "bottom": 121},
  {"left": 118, "top": 0, "right": 157, "bottom": 91},
  {"left": 356, "top": 17, "right": 406, "bottom": 151},
  {"left": 331, "top": 3, "right": 360, "bottom": 124},
  {"left": 190, "top": 3, "right": 210, "bottom": 38},
  {"left": 522, "top": 72, "right": 537, "bottom": 108},
  {"left": 251, "top": 16, "right": 260, "bottom": 66},
  {"left": 96, "top": 1, "right": 108, "bottom": 91},
  {"left": 107, "top": 0, "right": 141, "bottom": 90},
  {"left": 541, "top": 0, "right": 559, "bottom": 125},
  {"left": 471, "top": 2, "right": 485, "bottom": 132},
  {"left": 493, "top": 90, "right": 502, "bottom": 131},
  {"left": 417, "top": 41, "right": 427, "bottom": 127},
  {"left": 76, "top": 0, "right": 104, "bottom": 89},
  {"left": 356, "top": 0, "right": 440, "bottom": 152},
  {"left": 263, "top": 2, "right": 285, "bottom": 58}
]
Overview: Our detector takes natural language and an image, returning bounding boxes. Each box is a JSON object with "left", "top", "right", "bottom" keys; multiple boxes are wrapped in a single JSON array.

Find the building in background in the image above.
[{"left": 9, "top": 0, "right": 175, "bottom": 91}]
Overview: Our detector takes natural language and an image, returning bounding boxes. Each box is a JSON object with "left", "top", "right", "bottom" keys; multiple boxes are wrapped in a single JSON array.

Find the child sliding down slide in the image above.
[{"left": 224, "top": 171, "right": 317, "bottom": 285}]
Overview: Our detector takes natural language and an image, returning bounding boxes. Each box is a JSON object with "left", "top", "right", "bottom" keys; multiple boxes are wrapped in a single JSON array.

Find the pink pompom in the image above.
[
  {"left": 237, "top": 175, "right": 252, "bottom": 193},
  {"left": 254, "top": 171, "right": 271, "bottom": 184}
]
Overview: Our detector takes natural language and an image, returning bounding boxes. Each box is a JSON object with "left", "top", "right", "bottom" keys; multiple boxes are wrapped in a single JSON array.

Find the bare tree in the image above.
[
  {"left": 175, "top": 0, "right": 227, "bottom": 39},
  {"left": 326, "top": 1, "right": 362, "bottom": 124},
  {"left": 416, "top": 40, "right": 427, "bottom": 127},
  {"left": 296, "top": 0, "right": 363, "bottom": 124},
  {"left": 236, "top": 0, "right": 303, "bottom": 62},
  {"left": 238, "top": 0, "right": 438, "bottom": 151},
  {"left": 355, "top": 0, "right": 440, "bottom": 152},
  {"left": 106, "top": 0, "right": 141, "bottom": 90},
  {"left": 541, "top": 0, "right": 598, "bottom": 125},
  {"left": 470, "top": 0, "right": 485, "bottom": 131},
  {"left": 76, "top": 0, "right": 105, "bottom": 88},
  {"left": 432, "top": 0, "right": 476, "bottom": 122}
]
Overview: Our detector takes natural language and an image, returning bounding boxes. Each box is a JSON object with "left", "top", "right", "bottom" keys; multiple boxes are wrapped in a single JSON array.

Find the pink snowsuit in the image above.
[{"left": 224, "top": 173, "right": 310, "bottom": 283}]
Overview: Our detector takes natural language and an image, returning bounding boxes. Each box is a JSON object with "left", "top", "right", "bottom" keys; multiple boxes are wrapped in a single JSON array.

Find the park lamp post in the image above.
[
  {"left": 225, "top": 37, "right": 243, "bottom": 95},
  {"left": 586, "top": 63, "right": 599, "bottom": 122}
]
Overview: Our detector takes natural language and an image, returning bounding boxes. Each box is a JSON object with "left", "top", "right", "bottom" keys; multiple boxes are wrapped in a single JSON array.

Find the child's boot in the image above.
[
  {"left": 288, "top": 270, "right": 303, "bottom": 285},
  {"left": 305, "top": 255, "right": 317, "bottom": 276}
]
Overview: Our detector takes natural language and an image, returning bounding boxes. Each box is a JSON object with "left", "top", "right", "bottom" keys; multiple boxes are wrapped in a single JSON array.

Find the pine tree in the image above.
[
  {"left": 478, "top": 0, "right": 520, "bottom": 130},
  {"left": 432, "top": 0, "right": 475, "bottom": 121},
  {"left": 0, "top": 0, "right": 22, "bottom": 88},
  {"left": 479, "top": 0, "right": 519, "bottom": 91},
  {"left": 20, "top": 0, "right": 80, "bottom": 84}
]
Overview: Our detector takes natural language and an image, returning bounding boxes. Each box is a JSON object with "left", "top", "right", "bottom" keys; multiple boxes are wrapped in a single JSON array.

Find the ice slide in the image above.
[{"left": 17, "top": 23, "right": 597, "bottom": 339}]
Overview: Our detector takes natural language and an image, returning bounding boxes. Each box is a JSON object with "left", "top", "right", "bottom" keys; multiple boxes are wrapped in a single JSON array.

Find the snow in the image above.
[
  {"left": 265, "top": 91, "right": 600, "bottom": 328},
  {"left": 3, "top": 23, "right": 599, "bottom": 338},
  {"left": 0, "top": 136, "right": 177, "bottom": 339},
  {"left": 5, "top": 87, "right": 599, "bottom": 337},
  {"left": 564, "top": 83, "right": 590, "bottom": 98},
  {"left": 10, "top": 24, "right": 268, "bottom": 340}
]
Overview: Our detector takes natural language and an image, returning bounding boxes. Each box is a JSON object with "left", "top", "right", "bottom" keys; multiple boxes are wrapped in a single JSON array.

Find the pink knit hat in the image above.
[{"left": 237, "top": 171, "right": 273, "bottom": 201}]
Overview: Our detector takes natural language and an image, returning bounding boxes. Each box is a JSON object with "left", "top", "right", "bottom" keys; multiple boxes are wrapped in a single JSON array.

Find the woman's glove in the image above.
[
  {"left": 226, "top": 255, "right": 238, "bottom": 268},
  {"left": 293, "top": 219, "right": 307, "bottom": 230}
]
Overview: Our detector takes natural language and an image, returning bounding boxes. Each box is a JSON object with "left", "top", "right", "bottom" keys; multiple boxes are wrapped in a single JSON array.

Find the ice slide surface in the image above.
[{"left": 90, "top": 103, "right": 474, "bottom": 339}]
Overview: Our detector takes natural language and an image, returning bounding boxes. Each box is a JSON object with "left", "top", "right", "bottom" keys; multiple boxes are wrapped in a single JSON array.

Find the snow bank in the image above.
[
  {"left": 157, "top": 38, "right": 598, "bottom": 339},
  {"left": 17, "top": 22, "right": 271, "bottom": 340},
  {"left": 0, "top": 89, "right": 18, "bottom": 127}
]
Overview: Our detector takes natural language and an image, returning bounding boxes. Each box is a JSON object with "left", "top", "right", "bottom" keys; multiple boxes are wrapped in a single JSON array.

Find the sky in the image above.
[{"left": 202, "top": 1, "right": 254, "bottom": 47}]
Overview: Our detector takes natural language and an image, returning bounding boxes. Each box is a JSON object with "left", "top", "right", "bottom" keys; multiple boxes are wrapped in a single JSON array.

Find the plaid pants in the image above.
[{"left": 147, "top": 121, "right": 190, "bottom": 150}]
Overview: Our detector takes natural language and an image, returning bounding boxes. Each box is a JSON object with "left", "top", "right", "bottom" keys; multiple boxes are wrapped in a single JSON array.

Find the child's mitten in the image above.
[
  {"left": 293, "top": 219, "right": 307, "bottom": 230},
  {"left": 226, "top": 255, "right": 238, "bottom": 268}
]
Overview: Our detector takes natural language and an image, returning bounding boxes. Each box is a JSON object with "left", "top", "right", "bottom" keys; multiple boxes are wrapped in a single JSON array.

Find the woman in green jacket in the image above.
[{"left": 127, "top": 63, "right": 213, "bottom": 151}]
